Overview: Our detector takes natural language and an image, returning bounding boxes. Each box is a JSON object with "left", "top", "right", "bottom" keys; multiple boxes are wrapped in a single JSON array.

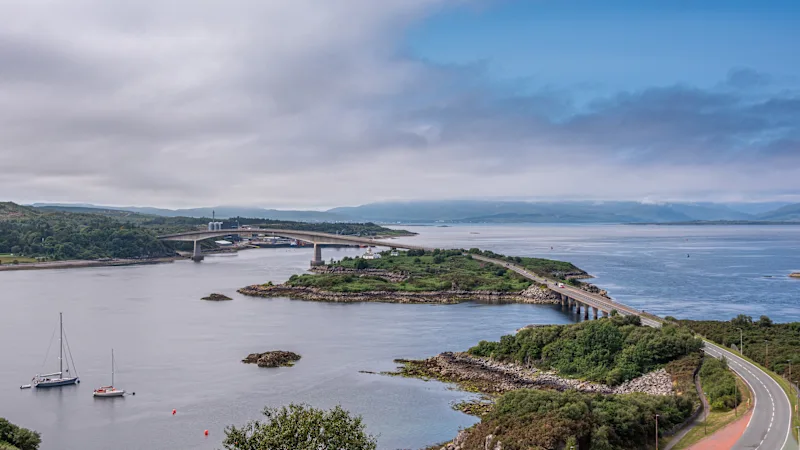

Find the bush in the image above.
[
  {"left": 222, "top": 404, "right": 376, "bottom": 450},
  {"left": 700, "top": 357, "right": 741, "bottom": 411}
]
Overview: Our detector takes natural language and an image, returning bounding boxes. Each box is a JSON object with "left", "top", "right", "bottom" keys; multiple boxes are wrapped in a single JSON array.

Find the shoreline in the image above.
[
  {"left": 0, "top": 256, "right": 182, "bottom": 272},
  {"left": 237, "top": 283, "right": 560, "bottom": 305}
]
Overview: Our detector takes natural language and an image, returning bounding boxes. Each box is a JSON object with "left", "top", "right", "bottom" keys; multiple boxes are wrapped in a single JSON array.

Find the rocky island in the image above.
[
  {"left": 202, "top": 293, "right": 232, "bottom": 301},
  {"left": 242, "top": 351, "right": 302, "bottom": 368},
  {"left": 790, "top": 272, "right": 800, "bottom": 278},
  {"left": 238, "top": 249, "right": 603, "bottom": 304}
]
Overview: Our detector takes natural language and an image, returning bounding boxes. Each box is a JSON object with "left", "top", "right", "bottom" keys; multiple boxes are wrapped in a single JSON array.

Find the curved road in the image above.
[{"left": 703, "top": 342, "right": 793, "bottom": 450}]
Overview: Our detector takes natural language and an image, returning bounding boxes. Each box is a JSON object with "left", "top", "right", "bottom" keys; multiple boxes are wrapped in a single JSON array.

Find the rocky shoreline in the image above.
[
  {"left": 242, "top": 351, "right": 302, "bottom": 368},
  {"left": 237, "top": 283, "right": 560, "bottom": 305},
  {"left": 393, "top": 352, "right": 673, "bottom": 397},
  {"left": 0, "top": 256, "right": 181, "bottom": 272}
]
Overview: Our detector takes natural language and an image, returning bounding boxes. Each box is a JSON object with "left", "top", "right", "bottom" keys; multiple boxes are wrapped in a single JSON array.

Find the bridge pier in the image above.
[
  {"left": 192, "top": 240, "right": 204, "bottom": 262},
  {"left": 593, "top": 307, "right": 598, "bottom": 320},
  {"left": 575, "top": 302, "right": 581, "bottom": 317},
  {"left": 603, "top": 311, "right": 609, "bottom": 318},
  {"left": 310, "top": 243, "right": 324, "bottom": 267},
  {"left": 583, "top": 303, "right": 589, "bottom": 320}
]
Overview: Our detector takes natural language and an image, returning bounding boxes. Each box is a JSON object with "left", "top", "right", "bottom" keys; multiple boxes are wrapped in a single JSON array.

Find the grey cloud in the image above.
[{"left": 0, "top": 0, "right": 798, "bottom": 208}]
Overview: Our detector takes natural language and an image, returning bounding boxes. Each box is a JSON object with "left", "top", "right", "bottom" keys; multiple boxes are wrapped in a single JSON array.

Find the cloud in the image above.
[{"left": 0, "top": 0, "right": 798, "bottom": 208}]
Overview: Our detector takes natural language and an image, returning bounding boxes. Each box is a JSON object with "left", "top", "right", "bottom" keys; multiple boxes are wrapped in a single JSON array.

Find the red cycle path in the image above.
[{"left": 686, "top": 409, "right": 753, "bottom": 450}]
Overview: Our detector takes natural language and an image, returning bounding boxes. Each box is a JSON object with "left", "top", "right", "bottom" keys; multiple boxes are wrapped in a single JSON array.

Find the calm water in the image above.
[{"left": 1, "top": 224, "right": 798, "bottom": 450}]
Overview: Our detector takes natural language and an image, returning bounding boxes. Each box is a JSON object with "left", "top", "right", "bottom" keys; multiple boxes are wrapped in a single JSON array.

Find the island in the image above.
[
  {"left": 242, "top": 351, "right": 302, "bottom": 368},
  {"left": 790, "top": 272, "right": 800, "bottom": 278},
  {"left": 238, "top": 248, "right": 603, "bottom": 304},
  {"left": 201, "top": 293, "right": 232, "bottom": 301}
]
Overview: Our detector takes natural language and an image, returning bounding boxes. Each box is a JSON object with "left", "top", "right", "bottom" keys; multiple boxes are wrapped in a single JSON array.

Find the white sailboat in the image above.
[
  {"left": 93, "top": 349, "right": 125, "bottom": 398},
  {"left": 24, "top": 313, "right": 80, "bottom": 389}
]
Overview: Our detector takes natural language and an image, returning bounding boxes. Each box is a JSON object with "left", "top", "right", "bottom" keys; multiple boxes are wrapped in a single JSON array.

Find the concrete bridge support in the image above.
[
  {"left": 602, "top": 311, "right": 609, "bottom": 318},
  {"left": 593, "top": 307, "right": 599, "bottom": 320},
  {"left": 310, "top": 243, "right": 324, "bottom": 267},
  {"left": 575, "top": 302, "right": 581, "bottom": 317},
  {"left": 192, "top": 240, "right": 204, "bottom": 262},
  {"left": 583, "top": 304, "right": 589, "bottom": 320}
]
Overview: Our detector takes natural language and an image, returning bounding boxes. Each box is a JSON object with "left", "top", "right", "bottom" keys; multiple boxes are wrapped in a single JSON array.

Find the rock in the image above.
[
  {"left": 790, "top": 272, "right": 800, "bottom": 278},
  {"left": 242, "top": 351, "right": 301, "bottom": 368},
  {"left": 202, "top": 293, "right": 232, "bottom": 301}
]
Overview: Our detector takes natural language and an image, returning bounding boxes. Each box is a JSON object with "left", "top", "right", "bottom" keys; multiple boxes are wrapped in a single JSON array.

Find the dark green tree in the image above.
[{"left": 222, "top": 404, "right": 377, "bottom": 450}]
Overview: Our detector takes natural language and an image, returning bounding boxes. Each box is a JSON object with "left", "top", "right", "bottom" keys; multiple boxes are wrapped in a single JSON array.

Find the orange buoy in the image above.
[
  {"left": 204, "top": 430, "right": 209, "bottom": 436},
  {"left": 172, "top": 409, "right": 176, "bottom": 415}
]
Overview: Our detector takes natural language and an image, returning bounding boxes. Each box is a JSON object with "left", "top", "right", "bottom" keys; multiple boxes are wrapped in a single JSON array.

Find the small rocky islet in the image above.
[
  {"left": 201, "top": 293, "right": 232, "bottom": 301},
  {"left": 243, "top": 351, "right": 302, "bottom": 368}
]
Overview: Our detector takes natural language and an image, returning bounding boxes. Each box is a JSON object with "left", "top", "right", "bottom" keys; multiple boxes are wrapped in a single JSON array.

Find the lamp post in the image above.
[
  {"left": 655, "top": 414, "right": 660, "bottom": 450},
  {"left": 737, "top": 328, "right": 743, "bottom": 354}
]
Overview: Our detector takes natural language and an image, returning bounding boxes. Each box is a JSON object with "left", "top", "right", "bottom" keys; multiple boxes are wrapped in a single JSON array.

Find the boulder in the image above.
[{"left": 202, "top": 293, "right": 232, "bottom": 301}]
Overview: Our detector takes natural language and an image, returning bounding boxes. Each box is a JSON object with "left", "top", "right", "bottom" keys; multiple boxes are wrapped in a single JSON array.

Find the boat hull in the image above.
[
  {"left": 93, "top": 389, "right": 125, "bottom": 398},
  {"left": 35, "top": 377, "right": 79, "bottom": 388}
]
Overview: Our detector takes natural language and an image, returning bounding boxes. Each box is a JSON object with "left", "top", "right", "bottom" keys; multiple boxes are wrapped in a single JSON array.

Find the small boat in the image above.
[
  {"left": 29, "top": 313, "right": 80, "bottom": 388},
  {"left": 93, "top": 349, "right": 125, "bottom": 398}
]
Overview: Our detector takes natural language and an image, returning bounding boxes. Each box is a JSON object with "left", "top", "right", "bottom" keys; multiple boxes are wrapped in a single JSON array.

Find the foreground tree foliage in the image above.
[
  {"left": 0, "top": 418, "right": 41, "bottom": 450},
  {"left": 469, "top": 315, "right": 703, "bottom": 385},
  {"left": 458, "top": 389, "right": 692, "bottom": 450},
  {"left": 222, "top": 404, "right": 377, "bottom": 450}
]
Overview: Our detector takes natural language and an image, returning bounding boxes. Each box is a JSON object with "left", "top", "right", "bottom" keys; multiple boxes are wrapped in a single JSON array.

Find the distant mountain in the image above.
[
  {"left": 31, "top": 203, "right": 350, "bottom": 222},
  {"left": 757, "top": 203, "right": 800, "bottom": 221},
  {"left": 328, "top": 200, "right": 755, "bottom": 223}
]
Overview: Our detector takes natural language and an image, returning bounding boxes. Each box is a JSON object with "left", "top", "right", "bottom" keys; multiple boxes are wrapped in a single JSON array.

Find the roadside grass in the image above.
[{"left": 669, "top": 370, "right": 752, "bottom": 450}]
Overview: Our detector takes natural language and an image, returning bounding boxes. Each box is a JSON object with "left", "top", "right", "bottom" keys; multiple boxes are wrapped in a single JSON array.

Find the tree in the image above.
[
  {"left": 0, "top": 418, "right": 41, "bottom": 450},
  {"left": 355, "top": 258, "right": 368, "bottom": 270},
  {"left": 222, "top": 404, "right": 377, "bottom": 450},
  {"left": 757, "top": 315, "right": 773, "bottom": 327},
  {"left": 731, "top": 314, "right": 753, "bottom": 327}
]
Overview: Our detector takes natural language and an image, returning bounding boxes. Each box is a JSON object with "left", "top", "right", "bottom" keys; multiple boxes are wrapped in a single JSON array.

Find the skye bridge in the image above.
[{"left": 156, "top": 228, "right": 430, "bottom": 266}]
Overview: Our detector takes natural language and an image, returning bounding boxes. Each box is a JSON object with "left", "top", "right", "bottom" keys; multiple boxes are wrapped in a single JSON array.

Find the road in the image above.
[{"left": 703, "top": 342, "right": 793, "bottom": 450}]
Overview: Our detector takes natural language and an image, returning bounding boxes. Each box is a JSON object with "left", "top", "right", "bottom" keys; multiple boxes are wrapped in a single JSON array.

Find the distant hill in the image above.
[
  {"left": 31, "top": 204, "right": 351, "bottom": 222},
  {"left": 0, "top": 202, "right": 40, "bottom": 220},
  {"left": 328, "top": 201, "right": 755, "bottom": 223},
  {"left": 757, "top": 203, "right": 800, "bottom": 221},
  {"left": 26, "top": 199, "right": 799, "bottom": 224}
]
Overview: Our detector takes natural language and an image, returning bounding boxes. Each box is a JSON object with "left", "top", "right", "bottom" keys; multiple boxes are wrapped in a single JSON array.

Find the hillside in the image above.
[
  {"left": 0, "top": 202, "right": 39, "bottom": 220},
  {"left": 32, "top": 204, "right": 350, "bottom": 222},
  {"left": 758, "top": 203, "right": 800, "bottom": 221}
]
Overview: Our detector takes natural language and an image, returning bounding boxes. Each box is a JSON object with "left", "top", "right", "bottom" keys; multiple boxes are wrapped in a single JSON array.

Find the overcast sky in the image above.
[{"left": 1, "top": 0, "right": 798, "bottom": 209}]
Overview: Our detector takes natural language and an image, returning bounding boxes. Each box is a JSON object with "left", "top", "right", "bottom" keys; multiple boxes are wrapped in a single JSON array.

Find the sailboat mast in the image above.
[
  {"left": 59, "top": 312, "right": 63, "bottom": 376},
  {"left": 111, "top": 349, "right": 114, "bottom": 386}
]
